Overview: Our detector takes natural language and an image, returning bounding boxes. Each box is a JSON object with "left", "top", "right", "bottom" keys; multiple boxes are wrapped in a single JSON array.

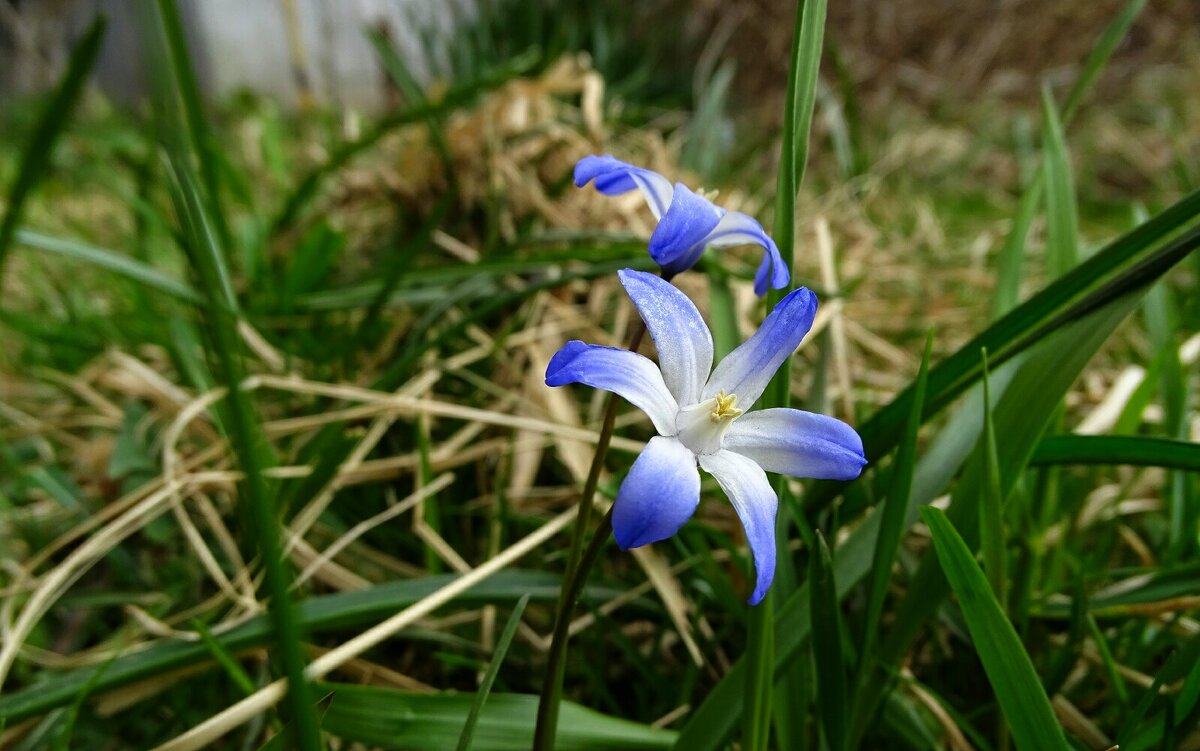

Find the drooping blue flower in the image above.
[
  {"left": 574, "top": 155, "right": 789, "bottom": 296},
  {"left": 546, "top": 269, "right": 866, "bottom": 604}
]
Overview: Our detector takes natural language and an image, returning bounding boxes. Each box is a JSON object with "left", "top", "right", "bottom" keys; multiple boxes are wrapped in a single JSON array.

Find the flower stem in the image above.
[{"left": 532, "top": 319, "right": 647, "bottom": 751}]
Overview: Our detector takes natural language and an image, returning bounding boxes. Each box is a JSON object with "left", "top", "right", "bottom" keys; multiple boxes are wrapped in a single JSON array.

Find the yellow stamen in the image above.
[{"left": 709, "top": 390, "right": 742, "bottom": 423}]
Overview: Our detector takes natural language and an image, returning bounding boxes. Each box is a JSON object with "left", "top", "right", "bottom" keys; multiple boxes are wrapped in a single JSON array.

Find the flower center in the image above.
[
  {"left": 709, "top": 390, "right": 742, "bottom": 423},
  {"left": 676, "top": 391, "right": 741, "bottom": 455}
]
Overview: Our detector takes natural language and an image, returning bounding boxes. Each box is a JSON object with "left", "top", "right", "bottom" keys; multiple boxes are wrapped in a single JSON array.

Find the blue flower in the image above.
[
  {"left": 546, "top": 269, "right": 866, "bottom": 604},
  {"left": 574, "top": 155, "right": 790, "bottom": 296}
]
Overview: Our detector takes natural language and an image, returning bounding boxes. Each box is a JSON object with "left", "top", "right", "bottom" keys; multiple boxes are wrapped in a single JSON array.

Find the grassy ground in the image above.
[{"left": 0, "top": 1, "right": 1198, "bottom": 749}]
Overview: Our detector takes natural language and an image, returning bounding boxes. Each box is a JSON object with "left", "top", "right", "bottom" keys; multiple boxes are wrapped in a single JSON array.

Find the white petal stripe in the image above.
[
  {"left": 723, "top": 408, "right": 866, "bottom": 480},
  {"left": 618, "top": 269, "right": 714, "bottom": 407},
  {"left": 545, "top": 341, "right": 679, "bottom": 436},
  {"left": 699, "top": 450, "right": 779, "bottom": 605},
  {"left": 703, "top": 286, "right": 817, "bottom": 409}
]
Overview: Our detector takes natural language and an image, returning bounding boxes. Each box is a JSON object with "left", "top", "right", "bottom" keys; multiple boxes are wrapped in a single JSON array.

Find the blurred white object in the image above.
[{"left": 2, "top": 0, "right": 474, "bottom": 111}]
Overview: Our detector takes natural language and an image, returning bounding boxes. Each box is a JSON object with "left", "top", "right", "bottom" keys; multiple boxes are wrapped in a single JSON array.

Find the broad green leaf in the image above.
[
  {"left": 0, "top": 571, "right": 616, "bottom": 724},
  {"left": 920, "top": 506, "right": 1069, "bottom": 751},
  {"left": 1030, "top": 435, "right": 1200, "bottom": 472},
  {"left": 321, "top": 686, "right": 677, "bottom": 750}
]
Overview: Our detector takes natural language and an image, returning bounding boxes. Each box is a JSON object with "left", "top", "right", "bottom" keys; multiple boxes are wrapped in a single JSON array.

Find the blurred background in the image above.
[{"left": 1, "top": 1, "right": 1199, "bottom": 749}]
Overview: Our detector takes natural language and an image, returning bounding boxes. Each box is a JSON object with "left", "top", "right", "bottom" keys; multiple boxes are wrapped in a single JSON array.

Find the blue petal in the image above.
[
  {"left": 545, "top": 341, "right": 679, "bottom": 436},
  {"left": 702, "top": 287, "right": 818, "bottom": 409},
  {"left": 703, "top": 211, "right": 790, "bottom": 296},
  {"left": 617, "top": 269, "right": 714, "bottom": 407},
  {"left": 613, "top": 436, "right": 700, "bottom": 549},
  {"left": 574, "top": 154, "right": 674, "bottom": 220},
  {"left": 648, "top": 183, "right": 723, "bottom": 275},
  {"left": 724, "top": 408, "right": 867, "bottom": 480},
  {"left": 698, "top": 450, "right": 778, "bottom": 605}
]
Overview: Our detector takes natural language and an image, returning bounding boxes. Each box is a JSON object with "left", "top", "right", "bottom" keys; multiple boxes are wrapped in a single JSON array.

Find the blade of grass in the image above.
[
  {"left": 1143, "top": 281, "right": 1192, "bottom": 558},
  {"left": 991, "top": 175, "right": 1042, "bottom": 317},
  {"left": 810, "top": 531, "right": 847, "bottom": 751},
  {"left": 163, "top": 155, "right": 321, "bottom": 749},
  {"left": 0, "top": 16, "right": 106, "bottom": 283},
  {"left": 752, "top": 0, "right": 828, "bottom": 745},
  {"left": 1041, "top": 86, "right": 1079, "bottom": 279},
  {"left": 0, "top": 571, "right": 622, "bottom": 724},
  {"left": 142, "top": 0, "right": 317, "bottom": 741},
  {"left": 156, "top": 0, "right": 231, "bottom": 249},
  {"left": 920, "top": 506, "right": 1070, "bottom": 751},
  {"left": 850, "top": 333, "right": 931, "bottom": 746},
  {"left": 456, "top": 594, "right": 530, "bottom": 751},
  {"left": 50, "top": 649, "right": 114, "bottom": 751},
  {"left": 322, "top": 686, "right": 677, "bottom": 750},
  {"left": 1029, "top": 434, "right": 1200, "bottom": 471},
  {"left": 978, "top": 349, "right": 1007, "bottom": 608},
  {"left": 14, "top": 229, "right": 202, "bottom": 305},
  {"left": 365, "top": 26, "right": 456, "bottom": 190},
  {"left": 1086, "top": 615, "right": 1129, "bottom": 709},
  {"left": 991, "top": 0, "right": 1143, "bottom": 316},
  {"left": 416, "top": 417, "right": 443, "bottom": 574},
  {"left": 706, "top": 270, "right": 739, "bottom": 360},
  {"left": 192, "top": 619, "right": 265, "bottom": 701},
  {"left": 1060, "top": 0, "right": 1146, "bottom": 122},
  {"left": 866, "top": 294, "right": 1143, "bottom": 731}
]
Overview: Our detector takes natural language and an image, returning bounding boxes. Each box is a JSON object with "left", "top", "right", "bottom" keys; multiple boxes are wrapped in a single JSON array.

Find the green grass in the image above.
[{"left": 1, "top": 0, "right": 1198, "bottom": 748}]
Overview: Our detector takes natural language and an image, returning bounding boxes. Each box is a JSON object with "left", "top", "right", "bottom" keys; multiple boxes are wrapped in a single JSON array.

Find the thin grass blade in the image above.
[
  {"left": 809, "top": 531, "right": 847, "bottom": 751},
  {"left": 457, "top": 594, "right": 531, "bottom": 751},
  {"left": 748, "top": 0, "right": 829, "bottom": 745},
  {"left": 1060, "top": 0, "right": 1146, "bottom": 122},
  {"left": 978, "top": 349, "right": 1007, "bottom": 607},
  {"left": 1041, "top": 86, "right": 1079, "bottom": 279},
  {"left": 0, "top": 16, "right": 106, "bottom": 282},
  {"left": 850, "top": 333, "right": 931, "bottom": 746},
  {"left": 14, "top": 230, "right": 201, "bottom": 305}
]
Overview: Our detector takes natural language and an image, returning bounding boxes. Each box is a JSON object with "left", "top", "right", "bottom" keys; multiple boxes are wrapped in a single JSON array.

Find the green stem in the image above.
[
  {"left": 532, "top": 313, "right": 650, "bottom": 750},
  {"left": 532, "top": 506, "right": 616, "bottom": 749}
]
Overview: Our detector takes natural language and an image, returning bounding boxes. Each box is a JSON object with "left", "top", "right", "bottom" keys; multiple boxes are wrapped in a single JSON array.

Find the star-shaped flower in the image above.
[
  {"left": 574, "top": 155, "right": 789, "bottom": 296},
  {"left": 546, "top": 270, "right": 866, "bottom": 603}
]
